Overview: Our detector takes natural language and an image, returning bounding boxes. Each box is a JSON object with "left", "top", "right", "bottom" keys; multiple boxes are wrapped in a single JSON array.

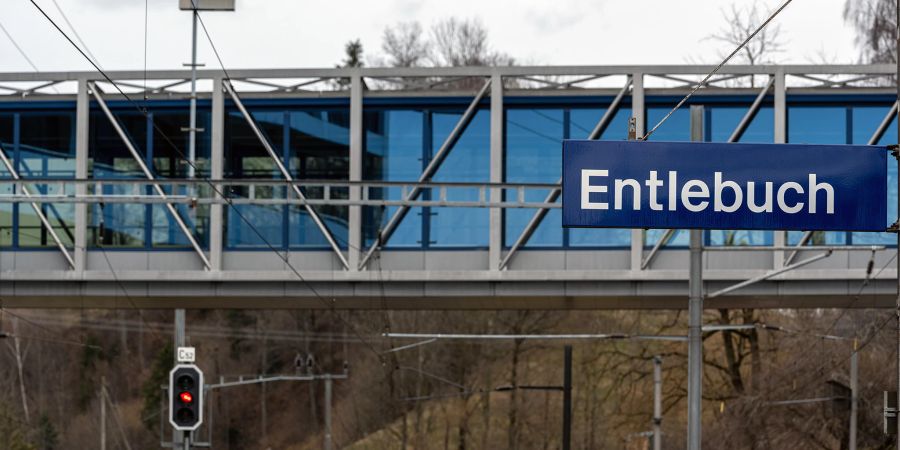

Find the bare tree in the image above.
[
  {"left": 705, "top": 1, "right": 784, "bottom": 87},
  {"left": 429, "top": 18, "right": 513, "bottom": 67},
  {"left": 844, "top": 0, "right": 897, "bottom": 63},
  {"left": 6, "top": 318, "right": 30, "bottom": 424},
  {"left": 382, "top": 22, "right": 429, "bottom": 68},
  {"left": 379, "top": 17, "right": 514, "bottom": 68},
  {"left": 708, "top": 2, "right": 784, "bottom": 66}
]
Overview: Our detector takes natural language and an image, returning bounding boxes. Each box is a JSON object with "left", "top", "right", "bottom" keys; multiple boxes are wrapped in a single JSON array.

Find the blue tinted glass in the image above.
[
  {"left": 708, "top": 230, "right": 773, "bottom": 246},
  {"left": 568, "top": 107, "right": 633, "bottom": 247},
  {"left": 431, "top": 110, "right": 489, "bottom": 247},
  {"left": 89, "top": 111, "right": 148, "bottom": 247},
  {"left": 647, "top": 106, "right": 690, "bottom": 141},
  {"left": 504, "top": 106, "right": 632, "bottom": 248},
  {"left": 151, "top": 111, "right": 211, "bottom": 178},
  {"left": 851, "top": 106, "right": 891, "bottom": 145},
  {"left": 288, "top": 109, "right": 349, "bottom": 248},
  {"left": 788, "top": 230, "right": 846, "bottom": 245},
  {"left": 19, "top": 112, "right": 75, "bottom": 177},
  {"left": 708, "top": 106, "right": 774, "bottom": 143},
  {"left": 87, "top": 107, "right": 210, "bottom": 248},
  {"left": 0, "top": 115, "right": 11, "bottom": 246},
  {"left": 225, "top": 110, "right": 285, "bottom": 248},
  {"left": 289, "top": 210, "right": 348, "bottom": 248},
  {"left": 852, "top": 106, "right": 896, "bottom": 244},
  {"left": 227, "top": 203, "right": 285, "bottom": 248},
  {"left": 17, "top": 112, "right": 76, "bottom": 247},
  {"left": 151, "top": 111, "right": 211, "bottom": 248},
  {"left": 363, "top": 109, "right": 423, "bottom": 247},
  {"left": 788, "top": 106, "right": 848, "bottom": 244},
  {"left": 788, "top": 106, "right": 847, "bottom": 144},
  {"left": 505, "top": 109, "right": 564, "bottom": 247},
  {"left": 152, "top": 201, "right": 208, "bottom": 248},
  {"left": 646, "top": 229, "right": 689, "bottom": 247}
]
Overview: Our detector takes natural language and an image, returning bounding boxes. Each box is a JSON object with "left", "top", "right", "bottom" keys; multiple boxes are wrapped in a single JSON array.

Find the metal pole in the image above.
[
  {"left": 563, "top": 345, "right": 572, "bottom": 450},
  {"left": 688, "top": 104, "right": 704, "bottom": 450},
  {"left": 100, "top": 378, "right": 106, "bottom": 450},
  {"left": 850, "top": 347, "right": 858, "bottom": 450},
  {"left": 324, "top": 377, "right": 333, "bottom": 450},
  {"left": 653, "top": 356, "right": 662, "bottom": 450},
  {"left": 183, "top": 431, "right": 190, "bottom": 450},
  {"left": 175, "top": 309, "right": 185, "bottom": 354},
  {"left": 896, "top": 1, "right": 900, "bottom": 446},
  {"left": 187, "top": 9, "right": 198, "bottom": 179},
  {"left": 173, "top": 309, "right": 185, "bottom": 448}
]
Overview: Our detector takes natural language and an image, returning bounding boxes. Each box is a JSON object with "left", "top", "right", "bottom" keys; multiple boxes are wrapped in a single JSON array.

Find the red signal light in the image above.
[{"left": 179, "top": 391, "right": 194, "bottom": 404}]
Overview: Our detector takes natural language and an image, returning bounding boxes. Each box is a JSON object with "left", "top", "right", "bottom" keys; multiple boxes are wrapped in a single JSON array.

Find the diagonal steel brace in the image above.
[
  {"left": 90, "top": 83, "right": 212, "bottom": 270},
  {"left": 785, "top": 99, "right": 897, "bottom": 266},
  {"left": 707, "top": 250, "right": 832, "bottom": 298},
  {"left": 0, "top": 144, "right": 75, "bottom": 269},
  {"left": 498, "top": 76, "right": 632, "bottom": 270},
  {"left": 224, "top": 80, "right": 351, "bottom": 270},
  {"left": 642, "top": 76, "right": 775, "bottom": 269},
  {"left": 358, "top": 78, "right": 492, "bottom": 270}
]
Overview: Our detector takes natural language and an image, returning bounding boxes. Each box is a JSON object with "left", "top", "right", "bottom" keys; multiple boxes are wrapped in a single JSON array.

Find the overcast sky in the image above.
[{"left": 1, "top": 0, "right": 858, "bottom": 73}]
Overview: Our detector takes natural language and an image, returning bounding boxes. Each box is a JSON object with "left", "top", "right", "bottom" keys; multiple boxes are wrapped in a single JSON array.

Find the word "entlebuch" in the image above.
[{"left": 580, "top": 170, "right": 834, "bottom": 215}]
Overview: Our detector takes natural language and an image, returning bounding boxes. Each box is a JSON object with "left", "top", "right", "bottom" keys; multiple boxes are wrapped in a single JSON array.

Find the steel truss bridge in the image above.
[{"left": 0, "top": 64, "right": 896, "bottom": 309}]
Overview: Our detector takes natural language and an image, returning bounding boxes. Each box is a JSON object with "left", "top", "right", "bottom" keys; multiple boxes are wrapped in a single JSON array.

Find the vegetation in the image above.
[
  {"left": 0, "top": 307, "right": 893, "bottom": 448},
  {"left": 844, "top": 0, "right": 899, "bottom": 64}
]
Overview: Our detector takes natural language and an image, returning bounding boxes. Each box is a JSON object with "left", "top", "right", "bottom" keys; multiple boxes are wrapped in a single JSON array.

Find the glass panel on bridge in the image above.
[
  {"left": 364, "top": 108, "right": 425, "bottom": 248},
  {"left": 18, "top": 112, "right": 76, "bottom": 248},
  {"left": 504, "top": 105, "right": 632, "bottom": 249},
  {"left": 287, "top": 109, "right": 350, "bottom": 248},
  {"left": 787, "top": 105, "right": 848, "bottom": 245},
  {"left": 89, "top": 110, "right": 150, "bottom": 248},
  {"left": 850, "top": 105, "right": 897, "bottom": 245},
  {"left": 0, "top": 94, "right": 894, "bottom": 252},
  {"left": 225, "top": 107, "right": 350, "bottom": 249},
  {"left": 0, "top": 113, "right": 12, "bottom": 246},
  {"left": 430, "top": 109, "right": 489, "bottom": 248},
  {"left": 88, "top": 106, "right": 211, "bottom": 249}
]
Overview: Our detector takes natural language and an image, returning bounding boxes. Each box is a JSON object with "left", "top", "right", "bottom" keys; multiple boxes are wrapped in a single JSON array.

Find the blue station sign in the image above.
[{"left": 562, "top": 141, "right": 887, "bottom": 231}]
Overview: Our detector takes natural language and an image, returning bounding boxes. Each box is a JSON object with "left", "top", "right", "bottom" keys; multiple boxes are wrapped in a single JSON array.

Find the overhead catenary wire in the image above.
[
  {"left": 27, "top": 0, "right": 387, "bottom": 359},
  {"left": 186, "top": 0, "right": 396, "bottom": 358},
  {"left": 0, "top": 18, "right": 61, "bottom": 94},
  {"left": 1, "top": 332, "right": 103, "bottom": 349},
  {"left": 0, "top": 306, "right": 103, "bottom": 349},
  {"left": 48, "top": 0, "right": 103, "bottom": 71},
  {"left": 23, "top": 312, "right": 372, "bottom": 344},
  {"left": 642, "top": 0, "right": 794, "bottom": 140},
  {"left": 746, "top": 249, "right": 900, "bottom": 399},
  {"left": 0, "top": 19, "right": 40, "bottom": 72}
]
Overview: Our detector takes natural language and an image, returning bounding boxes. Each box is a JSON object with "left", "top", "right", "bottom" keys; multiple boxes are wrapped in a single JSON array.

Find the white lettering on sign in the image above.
[
  {"left": 681, "top": 179, "right": 709, "bottom": 212},
  {"left": 746, "top": 181, "right": 773, "bottom": 213},
  {"left": 581, "top": 169, "right": 609, "bottom": 210},
  {"left": 645, "top": 170, "right": 664, "bottom": 211},
  {"left": 580, "top": 170, "right": 834, "bottom": 215}
]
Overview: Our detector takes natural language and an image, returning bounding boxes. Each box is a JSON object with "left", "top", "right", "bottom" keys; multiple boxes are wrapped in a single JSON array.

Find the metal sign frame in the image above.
[
  {"left": 179, "top": 0, "right": 235, "bottom": 11},
  {"left": 168, "top": 364, "right": 204, "bottom": 432}
]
